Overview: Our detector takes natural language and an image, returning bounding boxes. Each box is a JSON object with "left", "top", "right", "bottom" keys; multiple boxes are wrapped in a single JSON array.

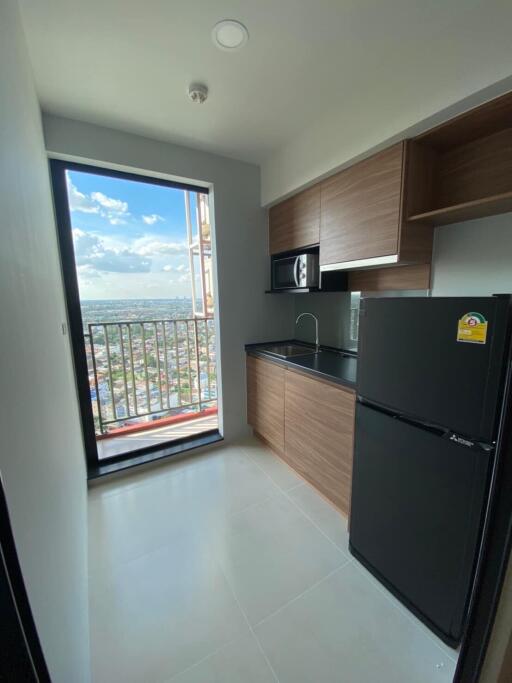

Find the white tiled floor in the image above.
[
  {"left": 88, "top": 436, "right": 458, "bottom": 683},
  {"left": 96, "top": 414, "right": 219, "bottom": 460}
]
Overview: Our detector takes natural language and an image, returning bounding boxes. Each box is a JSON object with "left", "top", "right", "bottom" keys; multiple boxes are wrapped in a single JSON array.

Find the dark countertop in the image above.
[{"left": 245, "top": 340, "right": 357, "bottom": 389}]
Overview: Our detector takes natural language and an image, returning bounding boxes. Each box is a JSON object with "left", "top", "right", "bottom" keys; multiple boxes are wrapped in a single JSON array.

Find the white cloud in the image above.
[
  {"left": 91, "top": 192, "right": 128, "bottom": 214},
  {"left": 77, "top": 263, "right": 101, "bottom": 280},
  {"left": 72, "top": 229, "right": 151, "bottom": 273},
  {"left": 142, "top": 213, "right": 165, "bottom": 225},
  {"left": 66, "top": 176, "right": 130, "bottom": 225},
  {"left": 162, "top": 263, "right": 189, "bottom": 273},
  {"left": 133, "top": 237, "right": 188, "bottom": 257},
  {"left": 66, "top": 179, "right": 99, "bottom": 214}
]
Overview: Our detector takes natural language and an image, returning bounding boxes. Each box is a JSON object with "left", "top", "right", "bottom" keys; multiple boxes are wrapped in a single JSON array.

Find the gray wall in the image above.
[
  {"left": 431, "top": 212, "right": 512, "bottom": 295},
  {"left": 294, "top": 211, "right": 512, "bottom": 350},
  {"left": 42, "top": 114, "right": 294, "bottom": 441},
  {"left": 0, "top": 2, "right": 90, "bottom": 681},
  {"left": 293, "top": 292, "right": 356, "bottom": 351}
]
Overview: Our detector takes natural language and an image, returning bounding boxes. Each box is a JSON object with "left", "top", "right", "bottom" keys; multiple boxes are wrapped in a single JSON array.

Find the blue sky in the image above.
[{"left": 67, "top": 170, "right": 198, "bottom": 299}]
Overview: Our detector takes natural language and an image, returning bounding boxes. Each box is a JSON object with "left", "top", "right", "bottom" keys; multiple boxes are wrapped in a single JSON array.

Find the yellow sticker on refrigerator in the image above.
[{"left": 457, "top": 312, "right": 488, "bottom": 344}]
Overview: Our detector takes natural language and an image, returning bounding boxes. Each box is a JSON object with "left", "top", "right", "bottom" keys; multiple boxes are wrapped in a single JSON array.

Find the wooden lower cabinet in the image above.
[
  {"left": 283, "top": 369, "right": 355, "bottom": 514},
  {"left": 246, "top": 355, "right": 285, "bottom": 453},
  {"left": 246, "top": 354, "right": 356, "bottom": 515}
]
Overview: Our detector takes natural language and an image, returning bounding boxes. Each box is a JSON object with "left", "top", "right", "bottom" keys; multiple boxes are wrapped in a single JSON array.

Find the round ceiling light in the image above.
[{"left": 212, "top": 20, "right": 249, "bottom": 51}]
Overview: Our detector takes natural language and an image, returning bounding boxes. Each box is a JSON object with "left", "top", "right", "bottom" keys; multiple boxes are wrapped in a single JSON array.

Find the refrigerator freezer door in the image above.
[
  {"left": 357, "top": 296, "right": 509, "bottom": 442},
  {"left": 349, "top": 403, "right": 490, "bottom": 644}
]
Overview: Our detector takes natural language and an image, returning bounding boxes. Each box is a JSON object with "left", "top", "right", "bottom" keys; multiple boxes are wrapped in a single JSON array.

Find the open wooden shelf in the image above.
[
  {"left": 408, "top": 191, "right": 512, "bottom": 227},
  {"left": 405, "top": 91, "right": 512, "bottom": 228}
]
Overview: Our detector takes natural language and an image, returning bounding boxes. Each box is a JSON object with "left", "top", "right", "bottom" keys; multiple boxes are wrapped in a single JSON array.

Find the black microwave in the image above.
[{"left": 272, "top": 253, "right": 319, "bottom": 290}]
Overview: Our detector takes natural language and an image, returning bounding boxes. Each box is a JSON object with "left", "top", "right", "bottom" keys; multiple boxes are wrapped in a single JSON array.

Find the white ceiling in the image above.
[{"left": 19, "top": 0, "right": 512, "bottom": 169}]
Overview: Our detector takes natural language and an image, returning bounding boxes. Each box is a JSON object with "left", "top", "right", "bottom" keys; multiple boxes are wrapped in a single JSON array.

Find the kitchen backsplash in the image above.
[{"left": 294, "top": 291, "right": 360, "bottom": 352}]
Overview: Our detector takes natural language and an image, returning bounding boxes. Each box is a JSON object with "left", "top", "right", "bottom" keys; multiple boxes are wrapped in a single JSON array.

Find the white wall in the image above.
[
  {"left": 431, "top": 213, "right": 512, "bottom": 296},
  {"left": 42, "top": 114, "right": 294, "bottom": 441},
  {"left": 261, "top": 76, "right": 512, "bottom": 207},
  {"left": 0, "top": 1, "right": 90, "bottom": 681}
]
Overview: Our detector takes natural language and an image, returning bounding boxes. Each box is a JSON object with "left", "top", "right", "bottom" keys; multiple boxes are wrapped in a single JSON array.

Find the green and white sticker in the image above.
[{"left": 457, "top": 312, "right": 488, "bottom": 344}]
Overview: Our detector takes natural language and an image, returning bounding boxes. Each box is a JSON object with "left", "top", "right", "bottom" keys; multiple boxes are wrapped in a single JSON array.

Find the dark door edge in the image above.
[{"left": 454, "top": 301, "right": 512, "bottom": 683}]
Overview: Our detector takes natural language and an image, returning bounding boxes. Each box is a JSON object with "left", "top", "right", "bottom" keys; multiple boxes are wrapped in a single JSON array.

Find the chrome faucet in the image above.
[{"left": 295, "top": 312, "right": 320, "bottom": 353}]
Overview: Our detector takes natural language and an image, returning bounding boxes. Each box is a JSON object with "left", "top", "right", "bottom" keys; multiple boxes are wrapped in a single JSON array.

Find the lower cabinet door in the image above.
[
  {"left": 284, "top": 369, "right": 355, "bottom": 514},
  {"left": 246, "top": 355, "right": 285, "bottom": 453}
]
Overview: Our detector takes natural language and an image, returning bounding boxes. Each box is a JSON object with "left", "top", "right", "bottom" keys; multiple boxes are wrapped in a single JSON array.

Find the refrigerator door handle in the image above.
[
  {"left": 358, "top": 398, "right": 492, "bottom": 449},
  {"left": 357, "top": 398, "right": 447, "bottom": 437},
  {"left": 444, "top": 431, "right": 494, "bottom": 454}
]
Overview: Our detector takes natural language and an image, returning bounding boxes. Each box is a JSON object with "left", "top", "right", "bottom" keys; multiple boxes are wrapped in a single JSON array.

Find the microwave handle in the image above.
[{"left": 293, "top": 256, "right": 301, "bottom": 287}]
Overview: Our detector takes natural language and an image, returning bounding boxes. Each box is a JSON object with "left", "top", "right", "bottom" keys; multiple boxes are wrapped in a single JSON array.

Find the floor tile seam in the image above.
[
  {"left": 238, "top": 444, "right": 305, "bottom": 493},
  {"left": 220, "top": 562, "right": 282, "bottom": 683},
  {"left": 88, "top": 492, "right": 280, "bottom": 588},
  {"left": 281, "top": 486, "right": 352, "bottom": 558},
  {"left": 284, "top": 481, "right": 307, "bottom": 493},
  {"left": 162, "top": 632, "right": 242, "bottom": 682},
  {"left": 349, "top": 560, "right": 459, "bottom": 663},
  {"left": 243, "top": 446, "right": 458, "bottom": 665},
  {"left": 252, "top": 561, "right": 351, "bottom": 630},
  {"left": 238, "top": 446, "right": 350, "bottom": 556}
]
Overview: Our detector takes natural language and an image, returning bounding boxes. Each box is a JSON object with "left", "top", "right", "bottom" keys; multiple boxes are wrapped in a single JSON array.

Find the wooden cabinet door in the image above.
[
  {"left": 320, "top": 142, "right": 405, "bottom": 267},
  {"left": 284, "top": 369, "right": 355, "bottom": 514},
  {"left": 269, "top": 185, "right": 320, "bottom": 255},
  {"left": 247, "top": 356, "right": 285, "bottom": 453}
]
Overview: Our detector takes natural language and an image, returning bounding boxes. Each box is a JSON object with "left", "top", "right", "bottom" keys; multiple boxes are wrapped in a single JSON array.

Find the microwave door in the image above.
[
  {"left": 273, "top": 256, "right": 299, "bottom": 289},
  {"left": 293, "top": 256, "right": 301, "bottom": 287}
]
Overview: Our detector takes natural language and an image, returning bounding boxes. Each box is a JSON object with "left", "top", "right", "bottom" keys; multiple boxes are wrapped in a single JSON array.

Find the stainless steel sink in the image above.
[{"left": 261, "top": 343, "right": 317, "bottom": 359}]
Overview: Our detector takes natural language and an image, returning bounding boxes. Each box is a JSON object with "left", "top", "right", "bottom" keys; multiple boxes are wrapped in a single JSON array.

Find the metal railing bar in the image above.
[
  {"left": 141, "top": 323, "right": 151, "bottom": 412},
  {"left": 173, "top": 321, "right": 183, "bottom": 406},
  {"left": 127, "top": 323, "right": 138, "bottom": 417},
  {"left": 154, "top": 322, "right": 164, "bottom": 412},
  {"left": 119, "top": 324, "right": 130, "bottom": 416},
  {"left": 162, "top": 321, "right": 171, "bottom": 409},
  {"left": 185, "top": 321, "right": 193, "bottom": 404},
  {"left": 205, "top": 320, "right": 211, "bottom": 399},
  {"left": 103, "top": 323, "right": 117, "bottom": 422},
  {"left": 100, "top": 399, "right": 217, "bottom": 427},
  {"left": 88, "top": 324, "right": 104, "bottom": 433},
  {"left": 193, "top": 319, "right": 202, "bottom": 411}
]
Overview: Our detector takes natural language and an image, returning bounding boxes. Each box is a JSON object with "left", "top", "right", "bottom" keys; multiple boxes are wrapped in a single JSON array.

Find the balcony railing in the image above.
[{"left": 84, "top": 317, "right": 217, "bottom": 435}]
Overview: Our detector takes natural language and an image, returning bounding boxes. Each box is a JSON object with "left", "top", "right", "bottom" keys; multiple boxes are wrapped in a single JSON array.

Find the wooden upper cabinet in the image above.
[
  {"left": 246, "top": 355, "right": 285, "bottom": 453},
  {"left": 320, "top": 143, "right": 404, "bottom": 268},
  {"left": 319, "top": 141, "right": 434, "bottom": 271},
  {"left": 269, "top": 184, "right": 320, "bottom": 255}
]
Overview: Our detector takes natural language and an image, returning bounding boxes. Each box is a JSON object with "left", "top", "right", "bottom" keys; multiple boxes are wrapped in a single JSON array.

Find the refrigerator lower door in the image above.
[{"left": 349, "top": 402, "right": 491, "bottom": 645}]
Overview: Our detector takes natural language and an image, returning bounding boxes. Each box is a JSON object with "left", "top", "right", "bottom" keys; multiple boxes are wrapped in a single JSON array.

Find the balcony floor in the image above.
[{"left": 97, "top": 413, "right": 219, "bottom": 460}]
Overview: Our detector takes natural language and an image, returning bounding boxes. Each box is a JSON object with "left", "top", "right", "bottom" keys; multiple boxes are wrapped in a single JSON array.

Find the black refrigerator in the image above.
[{"left": 349, "top": 295, "right": 512, "bottom": 647}]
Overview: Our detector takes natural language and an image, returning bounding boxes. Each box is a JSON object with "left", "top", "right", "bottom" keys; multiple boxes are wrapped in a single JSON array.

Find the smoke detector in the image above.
[{"left": 188, "top": 83, "right": 208, "bottom": 104}]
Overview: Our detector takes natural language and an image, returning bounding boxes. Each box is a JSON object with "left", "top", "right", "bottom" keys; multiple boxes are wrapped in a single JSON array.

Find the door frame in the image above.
[{"left": 49, "top": 159, "right": 214, "bottom": 472}]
